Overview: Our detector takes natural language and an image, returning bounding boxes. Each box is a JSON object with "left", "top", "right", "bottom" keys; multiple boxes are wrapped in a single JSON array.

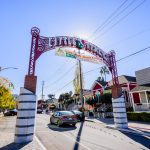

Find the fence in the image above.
[{"left": 94, "top": 112, "right": 113, "bottom": 118}]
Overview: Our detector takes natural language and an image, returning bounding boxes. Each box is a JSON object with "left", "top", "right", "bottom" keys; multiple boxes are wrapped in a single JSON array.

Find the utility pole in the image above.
[
  {"left": 76, "top": 39, "right": 84, "bottom": 110},
  {"left": 78, "top": 55, "right": 84, "bottom": 108},
  {"left": 41, "top": 81, "right": 45, "bottom": 100}
]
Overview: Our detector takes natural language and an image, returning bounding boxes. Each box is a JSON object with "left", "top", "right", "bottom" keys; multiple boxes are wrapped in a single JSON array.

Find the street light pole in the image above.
[{"left": 0, "top": 67, "right": 18, "bottom": 72}]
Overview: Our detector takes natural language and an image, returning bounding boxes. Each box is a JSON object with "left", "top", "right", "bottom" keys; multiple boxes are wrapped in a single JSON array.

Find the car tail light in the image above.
[
  {"left": 72, "top": 115, "right": 77, "bottom": 119},
  {"left": 61, "top": 116, "right": 68, "bottom": 120}
]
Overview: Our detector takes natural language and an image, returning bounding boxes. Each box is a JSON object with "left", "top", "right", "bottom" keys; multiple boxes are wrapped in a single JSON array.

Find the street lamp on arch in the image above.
[{"left": 0, "top": 67, "right": 18, "bottom": 72}]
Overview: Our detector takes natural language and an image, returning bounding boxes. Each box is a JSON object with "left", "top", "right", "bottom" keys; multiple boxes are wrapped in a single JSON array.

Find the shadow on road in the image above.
[
  {"left": 121, "top": 130, "right": 150, "bottom": 149},
  {"left": 95, "top": 118, "right": 114, "bottom": 125},
  {"left": 47, "top": 123, "right": 77, "bottom": 132},
  {"left": 86, "top": 117, "right": 114, "bottom": 125},
  {"left": 131, "top": 127, "right": 150, "bottom": 136},
  {"left": 0, "top": 142, "right": 29, "bottom": 150},
  {"left": 73, "top": 121, "right": 84, "bottom": 150}
]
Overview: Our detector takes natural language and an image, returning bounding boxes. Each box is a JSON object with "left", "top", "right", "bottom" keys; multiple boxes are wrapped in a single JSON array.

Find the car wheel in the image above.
[
  {"left": 50, "top": 118, "right": 53, "bottom": 124},
  {"left": 72, "top": 124, "right": 76, "bottom": 127},
  {"left": 57, "top": 119, "right": 61, "bottom": 127}
]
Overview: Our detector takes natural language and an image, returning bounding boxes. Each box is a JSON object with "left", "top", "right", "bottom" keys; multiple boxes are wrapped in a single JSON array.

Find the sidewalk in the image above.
[
  {"left": 0, "top": 112, "right": 3, "bottom": 118},
  {"left": 0, "top": 116, "right": 45, "bottom": 150},
  {"left": 85, "top": 117, "right": 150, "bottom": 137}
]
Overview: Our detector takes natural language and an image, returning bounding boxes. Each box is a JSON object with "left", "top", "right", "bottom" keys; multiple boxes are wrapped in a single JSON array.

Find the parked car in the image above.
[
  {"left": 4, "top": 109, "right": 17, "bottom": 116},
  {"left": 50, "top": 111, "right": 77, "bottom": 127},
  {"left": 37, "top": 108, "right": 43, "bottom": 114},
  {"left": 71, "top": 110, "right": 85, "bottom": 122}
]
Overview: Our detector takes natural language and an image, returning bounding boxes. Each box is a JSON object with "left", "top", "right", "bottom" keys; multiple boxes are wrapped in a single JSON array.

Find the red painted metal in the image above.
[
  {"left": 108, "top": 51, "right": 119, "bottom": 86},
  {"left": 28, "top": 27, "right": 40, "bottom": 75},
  {"left": 27, "top": 27, "right": 119, "bottom": 88}
]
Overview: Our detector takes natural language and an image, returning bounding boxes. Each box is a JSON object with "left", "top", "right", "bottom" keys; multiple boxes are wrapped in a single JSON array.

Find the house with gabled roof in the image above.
[
  {"left": 108, "top": 75, "right": 137, "bottom": 107},
  {"left": 91, "top": 79, "right": 108, "bottom": 95},
  {"left": 91, "top": 75, "right": 137, "bottom": 108},
  {"left": 129, "top": 67, "right": 150, "bottom": 111}
]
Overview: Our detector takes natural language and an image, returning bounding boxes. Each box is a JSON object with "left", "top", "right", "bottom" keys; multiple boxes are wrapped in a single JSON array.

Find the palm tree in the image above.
[{"left": 100, "top": 66, "right": 109, "bottom": 81}]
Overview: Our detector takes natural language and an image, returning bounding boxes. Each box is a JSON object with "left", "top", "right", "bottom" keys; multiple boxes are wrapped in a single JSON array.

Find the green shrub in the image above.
[
  {"left": 105, "top": 107, "right": 113, "bottom": 112},
  {"left": 105, "top": 115, "right": 113, "bottom": 118},
  {"left": 100, "top": 93, "right": 112, "bottom": 104},
  {"left": 126, "top": 107, "right": 133, "bottom": 112},
  {"left": 140, "top": 112, "right": 150, "bottom": 122},
  {"left": 127, "top": 112, "right": 150, "bottom": 122}
]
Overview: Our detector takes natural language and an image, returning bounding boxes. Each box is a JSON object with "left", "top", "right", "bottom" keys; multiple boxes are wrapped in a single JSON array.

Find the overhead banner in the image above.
[{"left": 55, "top": 47, "right": 103, "bottom": 64}]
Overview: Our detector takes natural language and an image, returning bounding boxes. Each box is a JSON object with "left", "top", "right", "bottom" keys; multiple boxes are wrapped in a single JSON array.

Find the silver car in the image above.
[{"left": 50, "top": 111, "right": 77, "bottom": 127}]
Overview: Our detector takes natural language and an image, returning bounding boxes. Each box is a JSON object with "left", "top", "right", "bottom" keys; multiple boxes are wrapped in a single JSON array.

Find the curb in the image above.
[
  {"left": 106, "top": 125, "right": 150, "bottom": 137},
  {"left": 85, "top": 119, "right": 95, "bottom": 122},
  {"left": 85, "top": 118, "right": 150, "bottom": 137},
  {"left": 35, "top": 136, "right": 47, "bottom": 150}
]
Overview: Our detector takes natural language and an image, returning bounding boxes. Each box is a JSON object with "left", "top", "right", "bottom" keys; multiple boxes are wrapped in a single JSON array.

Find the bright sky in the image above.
[{"left": 0, "top": 0, "right": 150, "bottom": 99}]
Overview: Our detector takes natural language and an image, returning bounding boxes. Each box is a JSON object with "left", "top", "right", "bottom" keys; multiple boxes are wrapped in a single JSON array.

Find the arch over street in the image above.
[{"left": 14, "top": 27, "right": 128, "bottom": 143}]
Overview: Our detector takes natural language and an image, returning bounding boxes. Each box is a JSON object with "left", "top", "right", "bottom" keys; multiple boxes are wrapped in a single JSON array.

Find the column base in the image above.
[
  {"left": 14, "top": 87, "right": 36, "bottom": 143},
  {"left": 112, "top": 97, "right": 128, "bottom": 129}
]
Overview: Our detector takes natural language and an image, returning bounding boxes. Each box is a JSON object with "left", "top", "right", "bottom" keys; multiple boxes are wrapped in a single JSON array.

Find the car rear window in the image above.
[
  {"left": 60, "top": 111, "right": 74, "bottom": 116},
  {"left": 72, "top": 110, "right": 82, "bottom": 114}
]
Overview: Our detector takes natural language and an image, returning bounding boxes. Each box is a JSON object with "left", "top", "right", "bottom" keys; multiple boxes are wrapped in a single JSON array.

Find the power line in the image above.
[
  {"left": 92, "top": 0, "right": 146, "bottom": 42},
  {"left": 37, "top": 60, "right": 70, "bottom": 95},
  {"left": 40, "top": 46, "right": 150, "bottom": 96},
  {"left": 106, "top": 27, "right": 150, "bottom": 47},
  {"left": 45, "top": 64, "right": 75, "bottom": 87},
  {"left": 83, "top": 46, "right": 150, "bottom": 74},
  {"left": 51, "top": 79, "right": 74, "bottom": 94},
  {"left": 37, "top": 64, "right": 75, "bottom": 95},
  {"left": 43, "top": 59, "right": 70, "bottom": 83},
  {"left": 88, "top": 0, "right": 129, "bottom": 40},
  {"left": 91, "top": 0, "right": 135, "bottom": 41},
  {"left": 83, "top": 66, "right": 103, "bottom": 75},
  {"left": 117, "top": 46, "right": 150, "bottom": 62}
]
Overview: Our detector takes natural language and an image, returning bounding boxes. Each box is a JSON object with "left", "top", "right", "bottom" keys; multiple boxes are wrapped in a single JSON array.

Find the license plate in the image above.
[{"left": 68, "top": 118, "right": 72, "bottom": 120}]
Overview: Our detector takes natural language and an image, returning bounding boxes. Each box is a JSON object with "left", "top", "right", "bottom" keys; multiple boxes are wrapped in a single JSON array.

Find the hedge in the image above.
[{"left": 127, "top": 112, "right": 150, "bottom": 122}]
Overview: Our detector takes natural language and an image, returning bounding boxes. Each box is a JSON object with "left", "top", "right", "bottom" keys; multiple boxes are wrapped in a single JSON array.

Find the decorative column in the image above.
[
  {"left": 14, "top": 27, "right": 39, "bottom": 143},
  {"left": 112, "top": 97, "right": 128, "bottom": 128},
  {"left": 14, "top": 87, "right": 37, "bottom": 143},
  {"left": 108, "top": 51, "right": 128, "bottom": 129},
  {"left": 15, "top": 75, "right": 37, "bottom": 143}
]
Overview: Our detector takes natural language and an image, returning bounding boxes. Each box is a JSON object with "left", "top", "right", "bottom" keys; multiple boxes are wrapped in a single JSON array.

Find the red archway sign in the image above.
[{"left": 24, "top": 27, "right": 121, "bottom": 98}]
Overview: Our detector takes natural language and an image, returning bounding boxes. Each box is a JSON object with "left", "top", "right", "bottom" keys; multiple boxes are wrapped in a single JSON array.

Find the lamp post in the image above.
[{"left": 0, "top": 67, "right": 18, "bottom": 72}]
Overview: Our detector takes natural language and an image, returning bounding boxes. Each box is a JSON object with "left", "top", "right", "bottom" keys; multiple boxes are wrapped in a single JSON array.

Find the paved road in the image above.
[
  {"left": 35, "top": 114, "right": 150, "bottom": 150},
  {"left": 0, "top": 116, "right": 43, "bottom": 150}
]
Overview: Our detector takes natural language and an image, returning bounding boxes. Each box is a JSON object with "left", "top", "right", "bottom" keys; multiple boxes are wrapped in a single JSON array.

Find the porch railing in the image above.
[{"left": 134, "top": 103, "right": 150, "bottom": 112}]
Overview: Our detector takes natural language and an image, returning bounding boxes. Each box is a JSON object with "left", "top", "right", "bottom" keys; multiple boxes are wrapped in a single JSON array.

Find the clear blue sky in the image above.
[{"left": 0, "top": 0, "right": 150, "bottom": 99}]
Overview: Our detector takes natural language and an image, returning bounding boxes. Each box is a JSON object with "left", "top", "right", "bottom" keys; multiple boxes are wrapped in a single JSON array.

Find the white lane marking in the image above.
[
  {"left": 60, "top": 132, "right": 92, "bottom": 150},
  {"left": 35, "top": 135, "right": 47, "bottom": 150}
]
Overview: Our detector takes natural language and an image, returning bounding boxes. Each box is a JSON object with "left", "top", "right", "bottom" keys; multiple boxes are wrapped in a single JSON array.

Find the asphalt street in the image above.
[
  {"left": 35, "top": 114, "right": 150, "bottom": 150},
  {"left": 0, "top": 114, "right": 149, "bottom": 150}
]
